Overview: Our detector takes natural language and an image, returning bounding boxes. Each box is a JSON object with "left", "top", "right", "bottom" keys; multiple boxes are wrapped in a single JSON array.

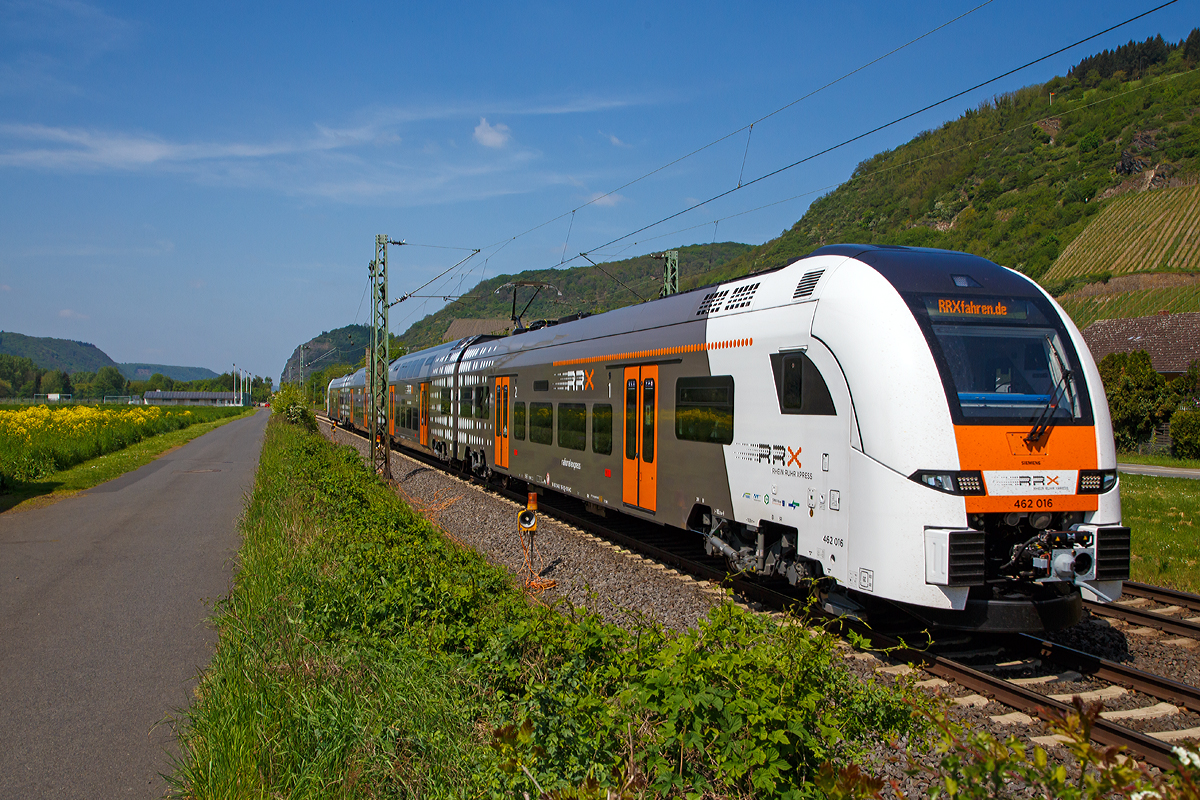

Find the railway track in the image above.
[
  {"left": 326, "top": 417, "right": 1199, "bottom": 772},
  {"left": 1083, "top": 581, "right": 1200, "bottom": 640}
]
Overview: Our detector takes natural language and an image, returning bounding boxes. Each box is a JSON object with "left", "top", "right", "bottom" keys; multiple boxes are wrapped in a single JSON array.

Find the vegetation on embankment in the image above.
[
  {"left": 0, "top": 404, "right": 249, "bottom": 490},
  {"left": 0, "top": 408, "right": 253, "bottom": 513},
  {"left": 173, "top": 408, "right": 927, "bottom": 798}
]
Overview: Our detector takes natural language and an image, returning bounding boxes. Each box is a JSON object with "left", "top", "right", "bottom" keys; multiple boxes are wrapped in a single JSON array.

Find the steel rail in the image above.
[
  {"left": 1084, "top": 599, "right": 1200, "bottom": 639},
  {"left": 1016, "top": 634, "right": 1200, "bottom": 713},
  {"left": 1122, "top": 581, "right": 1200, "bottom": 612},
  {"left": 855, "top": 628, "right": 1182, "bottom": 771},
  {"left": 322, "top": 417, "right": 1182, "bottom": 772}
]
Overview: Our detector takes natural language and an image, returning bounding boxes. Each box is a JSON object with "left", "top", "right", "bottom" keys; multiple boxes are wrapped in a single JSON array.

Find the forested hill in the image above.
[
  {"left": 0, "top": 331, "right": 120, "bottom": 374},
  {"left": 715, "top": 31, "right": 1200, "bottom": 288},
  {"left": 395, "top": 242, "right": 753, "bottom": 351}
]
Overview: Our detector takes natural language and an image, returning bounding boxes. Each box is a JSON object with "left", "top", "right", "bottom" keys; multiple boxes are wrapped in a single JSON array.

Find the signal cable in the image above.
[{"left": 574, "top": 0, "right": 1181, "bottom": 262}]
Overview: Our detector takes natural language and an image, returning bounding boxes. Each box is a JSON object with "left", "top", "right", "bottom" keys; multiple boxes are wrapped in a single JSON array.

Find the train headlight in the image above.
[
  {"left": 1077, "top": 469, "right": 1118, "bottom": 494},
  {"left": 910, "top": 470, "right": 987, "bottom": 496}
]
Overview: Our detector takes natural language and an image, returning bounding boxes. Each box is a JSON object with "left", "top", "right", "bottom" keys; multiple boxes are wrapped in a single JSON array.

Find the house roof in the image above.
[
  {"left": 1081, "top": 312, "right": 1200, "bottom": 374},
  {"left": 442, "top": 318, "right": 511, "bottom": 342},
  {"left": 143, "top": 391, "right": 238, "bottom": 400}
]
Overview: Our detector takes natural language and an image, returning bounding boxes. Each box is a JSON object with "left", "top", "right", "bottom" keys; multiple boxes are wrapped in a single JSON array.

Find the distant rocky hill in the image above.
[
  {"left": 118, "top": 363, "right": 220, "bottom": 382},
  {"left": 0, "top": 331, "right": 119, "bottom": 374},
  {"left": 281, "top": 324, "right": 372, "bottom": 384}
]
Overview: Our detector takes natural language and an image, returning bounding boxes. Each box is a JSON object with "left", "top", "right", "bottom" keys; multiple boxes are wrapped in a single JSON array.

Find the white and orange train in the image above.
[{"left": 328, "top": 244, "right": 1129, "bottom": 631}]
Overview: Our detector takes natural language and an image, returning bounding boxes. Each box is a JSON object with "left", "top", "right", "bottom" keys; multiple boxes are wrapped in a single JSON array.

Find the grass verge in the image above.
[
  {"left": 0, "top": 408, "right": 254, "bottom": 513},
  {"left": 1124, "top": 472, "right": 1200, "bottom": 592},
  {"left": 172, "top": 416, "right": 926, "bottom": 798}
]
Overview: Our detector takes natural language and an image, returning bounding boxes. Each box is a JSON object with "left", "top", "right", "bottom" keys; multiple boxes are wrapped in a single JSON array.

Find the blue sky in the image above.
[{"left": 0, "top": 0, "right": 1195, "bottom": 382}]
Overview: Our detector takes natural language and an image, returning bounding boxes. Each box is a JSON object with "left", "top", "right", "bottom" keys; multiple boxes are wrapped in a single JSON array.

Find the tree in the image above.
[
  {"left": 93, "top": 366, "right": 128, "bottom": 399},
  {"left": 1184, "top": 28, "right": 1200, "bottom": 65},
  {"left": 1098, "top": 351, "right": 1169, "bottom": 451},
  {"left": 146, "top": 373, "right": 174, "bottom": 392}
]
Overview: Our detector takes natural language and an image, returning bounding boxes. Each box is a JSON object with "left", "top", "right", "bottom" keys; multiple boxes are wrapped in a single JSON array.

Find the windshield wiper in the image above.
[{"left": 1025, "top": 337, "right": 1075, "bottom": 445}]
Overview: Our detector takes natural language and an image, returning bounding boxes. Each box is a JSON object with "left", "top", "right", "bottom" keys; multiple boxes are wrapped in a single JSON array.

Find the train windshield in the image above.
[{"left": 916, "top": 295, "right": 1090, "bottom": 426}]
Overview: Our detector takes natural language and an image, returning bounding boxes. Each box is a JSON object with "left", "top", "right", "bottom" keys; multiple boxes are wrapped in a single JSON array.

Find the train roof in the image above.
[
  {"left": 804, "top": 244, "right": 1037, "bottom": 297},
  {"left": 325, "top": 244, "right": 1041, "bottom": 390}
]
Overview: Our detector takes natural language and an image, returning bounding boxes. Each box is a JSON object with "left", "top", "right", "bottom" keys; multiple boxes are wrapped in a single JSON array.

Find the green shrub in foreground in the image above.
[{"left": 176, "top": 418, "right": 924, "bottom": 798}]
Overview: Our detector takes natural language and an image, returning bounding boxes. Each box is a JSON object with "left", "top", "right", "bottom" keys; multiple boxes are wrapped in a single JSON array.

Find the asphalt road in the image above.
[
  {"left": 0, "top": 408, "right": 269, "bottom": 799},
  {"left": 1117, "top": 462, "right": 1200, "bottom": 480}
]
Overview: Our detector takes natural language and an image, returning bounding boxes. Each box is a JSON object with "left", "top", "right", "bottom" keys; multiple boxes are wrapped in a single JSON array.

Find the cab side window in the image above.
[{"left": 770, "top": 352, "right": 836, "bottom": 415}]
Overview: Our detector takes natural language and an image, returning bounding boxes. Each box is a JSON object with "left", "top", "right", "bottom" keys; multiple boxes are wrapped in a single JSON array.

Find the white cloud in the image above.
[
  {"left": 0, "top": 123, "right": 357, "bottom": 171},
  {"left": 473, "top": 117, "right": 511, "bottom": 148},
  {"left": 589, "top": 191, "right": 624, "bottom": 207},
  {"left": 58, "top": 308, "right": 88, "bottom": 319},
  {"left": 601, "top": 131, "right": 630, "bottom": 147}
]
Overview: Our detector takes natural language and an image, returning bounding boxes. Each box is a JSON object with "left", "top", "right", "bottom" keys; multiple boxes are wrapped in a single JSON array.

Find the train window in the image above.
[
  {"left": 439, "top": 388, "right": 451, "bottom": 415},
  {"left": 558, "top": 403, "right": 586, "bottom": 451},
  {"left": 459, "top": 387, "right": 472, "bottom": 417},
  {"left": 642, "top": 378, "right": 655, "bottom": 463},
  {"left": 675, "top": 376, "right": 735, "bottom": 444},
  {"left": 513, "top": 401, "right": 526, "bottom": 440},
  {"left": 770, "top": 352, "right": 836, "bottom": 416},
  {"left": 475, "top": 385, "right": 490, "bottom": 420},
  {"left": 592, "top": 403, "right": 612, "bottom": 455},
  {"left": 533, "top": 379, "right": 549, "bottom": 392},
  {"left": 529, "top": 402, "right": 553, "bottom": 445},
  {"left": 625, "top": 379, "right": 638, "bottom": 459}
]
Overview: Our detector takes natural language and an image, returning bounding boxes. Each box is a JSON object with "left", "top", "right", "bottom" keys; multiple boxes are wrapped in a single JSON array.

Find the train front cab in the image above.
[{"left": 811, "top": 245, "right": 1128, "bottom": 632}]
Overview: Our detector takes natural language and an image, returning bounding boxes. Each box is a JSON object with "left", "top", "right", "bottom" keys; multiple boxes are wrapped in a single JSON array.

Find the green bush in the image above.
[
  {"left": 1172, "top": 409, "right": 1200, "bottom": 458},
  {"left": 271, "top": 383, "right": 316, "bottom": 432}
]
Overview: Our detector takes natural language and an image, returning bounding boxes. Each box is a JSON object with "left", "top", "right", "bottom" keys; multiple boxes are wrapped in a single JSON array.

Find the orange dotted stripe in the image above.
[{"left": 553, "top": 338, "right": 753, "bottom": 367}]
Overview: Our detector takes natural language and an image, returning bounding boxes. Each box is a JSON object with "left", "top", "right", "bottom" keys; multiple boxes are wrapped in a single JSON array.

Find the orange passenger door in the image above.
[
  {"left": 494, "top": 377, "right": 510, "bottom": 469},
  {"left": 419, "top": 382, "right": 430, "bottom": 447},
  {"left": 621, "top": 365, "right": 658, "bottom": 512},
  {"left": 388, "top": 386, "right": 395, "bottom": 437}
]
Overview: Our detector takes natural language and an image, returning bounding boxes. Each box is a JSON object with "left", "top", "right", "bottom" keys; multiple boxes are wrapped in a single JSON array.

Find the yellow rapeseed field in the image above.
[{"left": 0, "top": 404, "right": 231, "bottom": 488}]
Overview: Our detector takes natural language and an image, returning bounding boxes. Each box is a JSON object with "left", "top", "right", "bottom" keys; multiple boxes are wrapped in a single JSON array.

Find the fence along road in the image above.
[{"left": 0, "top": 408, "right": 269, "bottom": 799}]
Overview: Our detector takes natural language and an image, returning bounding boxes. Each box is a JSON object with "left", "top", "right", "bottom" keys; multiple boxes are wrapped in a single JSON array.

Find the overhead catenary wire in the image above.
[
  {"left": 382, "top": 2, "right": 1005, "bottom": 312},
  {"left": 471, "top": 1, "right": 999, "bottom": 257},
  {"left": 573, "top": 0, "right": 1181, "bottom": 263},
  {"left": 388, "top": 0, "right": 1180, "bottom": 328}
]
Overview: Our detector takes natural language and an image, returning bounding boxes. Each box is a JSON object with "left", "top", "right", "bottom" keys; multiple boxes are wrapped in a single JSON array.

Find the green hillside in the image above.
[
  {"left": 395, "top": 242, "right": 752, "bottom": 351},
  {"left": 118, "top": 363, "right": 220, "bottom": 382},
  {"left": 0, "top": 331, "right": 119, "bottom": 374},
  {"left": 713, "top": 33, "right": 1200, "bottom": 285}
]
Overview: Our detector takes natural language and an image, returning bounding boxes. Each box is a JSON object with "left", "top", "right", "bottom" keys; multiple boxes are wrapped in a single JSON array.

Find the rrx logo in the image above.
[
  {"left": 749, "top": 443, "right": 802, "bottom": 468},
  {"left": 1018, "top": 475, "right": 1059, "bottom": 486}
]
